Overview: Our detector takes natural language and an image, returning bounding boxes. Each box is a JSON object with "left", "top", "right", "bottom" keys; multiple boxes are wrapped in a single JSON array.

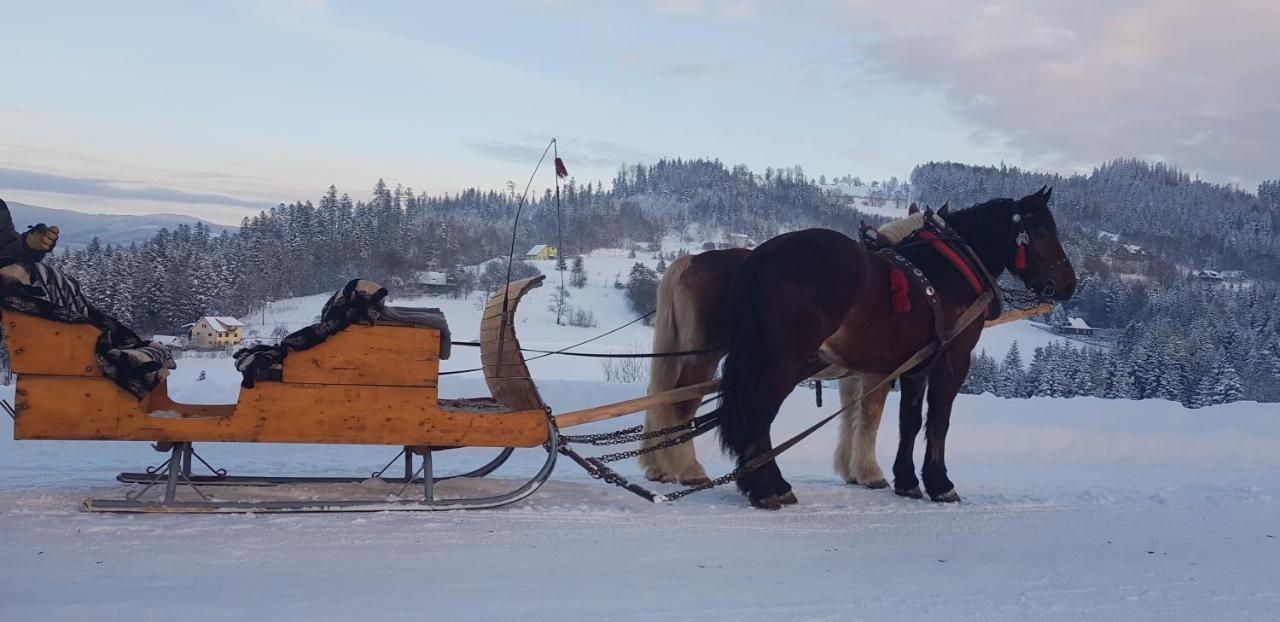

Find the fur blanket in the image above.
[{"left": 0, "top": 260, "right": 175, "bottom": 400}]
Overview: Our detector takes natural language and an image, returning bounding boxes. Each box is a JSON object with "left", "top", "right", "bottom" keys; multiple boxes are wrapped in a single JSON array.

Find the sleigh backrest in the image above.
[{"left": 3, "top": 311, "right": 102, "bottom": 377}]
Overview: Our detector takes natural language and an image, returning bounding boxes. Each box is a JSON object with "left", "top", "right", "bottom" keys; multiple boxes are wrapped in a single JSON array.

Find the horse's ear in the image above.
[
  {"left": 1043, "top": 186, "right": 1053, "bottom": 202},
  {"left": 923, "top": 205, "right": 934, "bottom": 219},
  {"left": 937, "top": 201, "right": 950, "bottom": 218},
  {"left": 908, "top": 203, "right": 919, "bottom": 215},
  {"left": 1036, "top": 185, "right": 1048, "bottom": 195}
]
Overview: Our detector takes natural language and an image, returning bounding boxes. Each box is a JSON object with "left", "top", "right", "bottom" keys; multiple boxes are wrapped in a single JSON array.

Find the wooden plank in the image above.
[
  {"left": 283, "top": 324, "right": 440, "bottom": 387},
  {"left": 480, "top": 276, "right": 546, "bottom": 412},
  {"left": 555, "top": 380, "right": 721, "bottom": 428},
  {"left": 477, "top": 327, "right": 518, "bottom": 344},
  {"left": 480, "top": 349, "right": 534, "bottom": 367},
  {"left": 3, "top": 311, "right": 101, "bottom": 376},
  {"left": 13, "top": 375, "right": 548, "bottom": 447},
  {"left": 985, "top": 303, "right": 1054, "bottom": 328}
]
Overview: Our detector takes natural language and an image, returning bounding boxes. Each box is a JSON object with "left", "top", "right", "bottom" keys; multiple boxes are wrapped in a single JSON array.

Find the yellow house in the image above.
[
  {"left": 524, "top": 244, "right": 558, "bottom": 261},
  {"left": 190, "top": 316, "right": 245, "bottom": 349}
]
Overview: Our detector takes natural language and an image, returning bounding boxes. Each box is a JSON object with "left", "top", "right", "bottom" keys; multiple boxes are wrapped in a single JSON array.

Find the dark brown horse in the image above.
[{"left": 645, "top": 188, "right": 1075, "bottom": 509}]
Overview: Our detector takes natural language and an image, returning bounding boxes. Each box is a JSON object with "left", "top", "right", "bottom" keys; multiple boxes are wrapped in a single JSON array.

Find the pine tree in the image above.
[
  {"left": 625, "top": 263, "right": 659, "bottom": 320},
  {"left": 570, "top": 256, "right": 587, "bottom": 288},
  {"left": 1103, "top": 351, "right": 1136, "bottom": 399},
  {"left": 996, "top": 342, "right": 1025, "bottom": 398}
]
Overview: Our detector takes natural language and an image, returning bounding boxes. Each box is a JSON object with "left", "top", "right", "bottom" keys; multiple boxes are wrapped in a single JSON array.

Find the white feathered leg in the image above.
[{"left": 835, "top": 373, "right": 890, "bottom": 488}]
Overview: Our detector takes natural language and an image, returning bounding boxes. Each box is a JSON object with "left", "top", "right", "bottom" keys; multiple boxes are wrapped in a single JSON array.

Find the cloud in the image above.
[
  {"left": 0, "top": 167, "right": 275, "bottom": 209},
  {"left": 467, "top": 138, "right": 656, "bottom": 171},
  {"left": 834, "top": 0, "right": 1280, "bottom": 187}
]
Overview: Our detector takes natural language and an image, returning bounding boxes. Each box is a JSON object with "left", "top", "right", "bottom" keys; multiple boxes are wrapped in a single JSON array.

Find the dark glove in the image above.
[{"left": 25, "top": 224, "right": 59, "bottom": 253}]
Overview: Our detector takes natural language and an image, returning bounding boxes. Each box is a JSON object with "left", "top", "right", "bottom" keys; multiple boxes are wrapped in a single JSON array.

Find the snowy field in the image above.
[{"left": 2, "top": 253, "right": 1277, "bottom": 620}]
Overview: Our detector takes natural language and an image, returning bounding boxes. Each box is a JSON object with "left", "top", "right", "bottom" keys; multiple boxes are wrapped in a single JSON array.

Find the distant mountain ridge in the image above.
[{"left": 4, "top": 201, "right": 236, "bottom": 249}]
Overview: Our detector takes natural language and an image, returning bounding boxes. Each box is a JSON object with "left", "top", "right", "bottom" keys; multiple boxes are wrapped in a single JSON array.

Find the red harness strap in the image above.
[{"left": 916, "top": 230, "right": 985, "bottom": 296}]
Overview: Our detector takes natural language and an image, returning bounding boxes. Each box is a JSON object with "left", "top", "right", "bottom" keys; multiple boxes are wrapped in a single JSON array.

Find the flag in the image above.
[{"left": 555, "top": 157, "right": 569, "bottom": 179}]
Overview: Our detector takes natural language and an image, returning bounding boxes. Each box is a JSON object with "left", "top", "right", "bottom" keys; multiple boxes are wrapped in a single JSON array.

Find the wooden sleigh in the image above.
[
  {"left": 3, "top": 275, "right": 726, "bottom": 513},
  {"left": 4, "top": 272, "right": 1050, "bottom": 513}
]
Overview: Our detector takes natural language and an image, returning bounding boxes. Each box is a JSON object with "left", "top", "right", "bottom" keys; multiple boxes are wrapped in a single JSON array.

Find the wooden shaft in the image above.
[
  {"left": 555, "top": 379, "right": 721, "bottom": 429},
  {"left": 984, "top": 303, "right": 1054, "bottom": 328}
]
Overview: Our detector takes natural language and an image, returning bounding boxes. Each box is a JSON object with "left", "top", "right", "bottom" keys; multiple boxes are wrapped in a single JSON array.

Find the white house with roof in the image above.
[
  {"left": 190, "top": 316, "right": 245, "bottom": 349},
  {"left": 1053, "top": 317, "right": 1095, "bottom": 337}
]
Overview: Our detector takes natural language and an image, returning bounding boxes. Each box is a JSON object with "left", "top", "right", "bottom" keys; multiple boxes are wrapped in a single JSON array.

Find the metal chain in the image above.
[
  {"left": 560, "top": 406, "right": 720, "bottom": 446},
  {"left": 591, "top": 418, "right": 721, "bottom": 462}
]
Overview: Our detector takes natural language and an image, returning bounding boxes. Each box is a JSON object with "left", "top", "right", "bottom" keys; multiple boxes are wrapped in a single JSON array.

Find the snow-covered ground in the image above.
[
  {"left": 2, "top": 382, "right": 1277, "bottom": 621},
  {"left": 2, "top": 253, "right": 1276, "bottom": 621}
]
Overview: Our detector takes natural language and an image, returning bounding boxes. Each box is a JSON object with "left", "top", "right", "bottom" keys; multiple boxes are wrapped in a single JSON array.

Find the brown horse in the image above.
[{"left": 641, "top": 188, "right": 1076, "bottom": 508}]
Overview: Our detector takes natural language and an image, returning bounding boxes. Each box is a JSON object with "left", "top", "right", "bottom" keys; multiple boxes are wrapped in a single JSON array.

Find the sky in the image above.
[{"left": 1, "top": 0, "right": 1276, "bottom": 225}]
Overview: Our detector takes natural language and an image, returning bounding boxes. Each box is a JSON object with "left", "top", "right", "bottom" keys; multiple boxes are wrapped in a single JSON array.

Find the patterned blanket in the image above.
[
  {"left": 0, "top": 259, "right": 176, "bottom": 400},
  {"left": 233, "top": 279, "right": 451, "bottom": 388}
]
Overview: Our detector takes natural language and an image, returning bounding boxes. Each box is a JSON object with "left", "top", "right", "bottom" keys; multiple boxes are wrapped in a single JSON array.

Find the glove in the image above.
[{"left": 25, "top": 224, "right": 59, "bottom": 253}]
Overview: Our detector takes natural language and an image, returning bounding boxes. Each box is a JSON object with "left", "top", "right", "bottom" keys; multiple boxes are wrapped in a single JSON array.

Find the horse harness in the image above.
[{"left": 859, "top": 215, "right": 1002, "bottom": 380}]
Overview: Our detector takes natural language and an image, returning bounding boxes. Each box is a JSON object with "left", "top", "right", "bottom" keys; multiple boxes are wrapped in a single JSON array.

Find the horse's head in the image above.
[{"left": 1008, "top": 186, "right": 1076, "bottom": 300}]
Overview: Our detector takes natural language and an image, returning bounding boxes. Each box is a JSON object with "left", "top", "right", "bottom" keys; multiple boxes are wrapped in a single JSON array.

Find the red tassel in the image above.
[
  {"left": 1014, "top": 245, "right": 1027, "bottom": 272},
  {"left": 555, "top": 157, "right": 569, "bottom": 179},
  {"left": 890, "top": 269, "right": 911, "bottom": 313}
]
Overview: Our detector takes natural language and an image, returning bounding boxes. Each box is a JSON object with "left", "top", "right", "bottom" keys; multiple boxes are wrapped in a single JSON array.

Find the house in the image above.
[
  {"left": 1107, "top": 244, "right": 1152, "bottom": 273},
  {"left": 1193, "top": 269, "right": 1248, "bottom": 288},
  {"left": 190, "top": 316, "right": 245, "bottom": 349},
  {"left": 1053, "top": 317, "right": 1095, "bottom": 337},
  {"left": 525, "top": 244, "right": 558, "bottom": 261},
  {"left": 724, "top": 233, "right": 757, "bottom": 249},
  {"left": 402, "top": 270, "right": 455, "bottom": 295}
]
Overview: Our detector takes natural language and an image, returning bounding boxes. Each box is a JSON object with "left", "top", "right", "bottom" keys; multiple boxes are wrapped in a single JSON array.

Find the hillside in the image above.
[{"left": 5, "top": 200, "right": 235, "bottom": 249}]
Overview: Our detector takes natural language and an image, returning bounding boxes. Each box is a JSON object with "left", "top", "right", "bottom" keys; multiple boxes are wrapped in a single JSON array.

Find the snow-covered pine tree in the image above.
[{"left": 996, "top": 341, "right": 1026, "bottom": 398}]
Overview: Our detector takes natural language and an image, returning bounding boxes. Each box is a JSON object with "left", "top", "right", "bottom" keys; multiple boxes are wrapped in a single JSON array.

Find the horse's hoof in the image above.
[
  {"left": 678, "top": 475, "right": 711, "bottom": 486},
  {"left": 750, "top": 495, "right": 783, "bottom": 510},
  {"left": 642, "top": 468, "right": 676, "bottom": 484},
  {"left": 862, "top": 478, "right": 890, "bottom": 490},
  {"left": 930, "top": 489, "right": 961, "bottom": 503},
  {"left": 778, "top": 491, "right": 799, "bottom": 505},
  {"left": 895, "top": 486, "right": 924, "bottom": 499}
]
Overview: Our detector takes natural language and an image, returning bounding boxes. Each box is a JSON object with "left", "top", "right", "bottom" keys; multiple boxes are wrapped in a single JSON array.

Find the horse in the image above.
[
  {"left": 639, "top": 188, "right": 1076, "bottom": 508},
  {"left": 638, "top": 207, "right": 937, "bottom": 489}
]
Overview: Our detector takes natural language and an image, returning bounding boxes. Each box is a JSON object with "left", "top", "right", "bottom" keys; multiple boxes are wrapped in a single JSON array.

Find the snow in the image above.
[
  {"left": 2, "top": 250, "right": 1275, "bottom": 620},
  {"left": 1067, "top": 317, "right": 1091, "bottom": 330},
  {"left": 854, "top": 203, "right": 915, "bottom": 220},
  {"left": 3, "top": 381, "right": 1278, "bottom": 621}
]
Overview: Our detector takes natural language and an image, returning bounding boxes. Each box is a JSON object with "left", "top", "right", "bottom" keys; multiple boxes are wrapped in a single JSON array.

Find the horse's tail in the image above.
[
  {"left": 648, "top": 255, "right": 693, "bottom": 397},
  {"left": 712, "top": 256, "right": 772, "bottom": 459}
]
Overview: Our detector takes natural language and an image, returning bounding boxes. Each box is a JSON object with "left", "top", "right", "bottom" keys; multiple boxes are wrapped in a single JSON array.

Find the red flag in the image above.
[{"left": 555, "top": 157, "right": 569, "bottom": 179}]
